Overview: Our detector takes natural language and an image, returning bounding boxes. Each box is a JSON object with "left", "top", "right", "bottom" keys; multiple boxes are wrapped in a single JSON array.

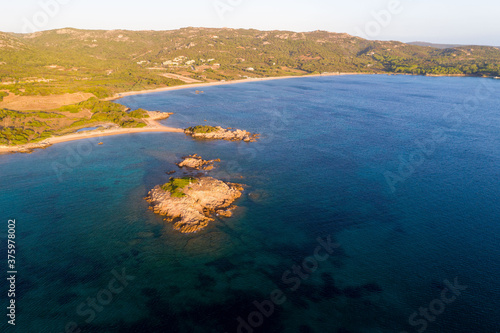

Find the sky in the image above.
[{"left": 1, "top": 0, "right": 499, "bottom": 46}]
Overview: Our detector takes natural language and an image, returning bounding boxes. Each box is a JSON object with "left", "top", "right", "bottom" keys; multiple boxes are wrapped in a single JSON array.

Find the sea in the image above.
[{"left": 0, "top": 75, "right": 499, "bottom": 333}]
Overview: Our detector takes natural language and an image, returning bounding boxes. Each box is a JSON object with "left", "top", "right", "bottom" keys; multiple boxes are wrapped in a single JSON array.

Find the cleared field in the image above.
[{"left": 0, "top": 92, "right": 95, "bottom": 111}]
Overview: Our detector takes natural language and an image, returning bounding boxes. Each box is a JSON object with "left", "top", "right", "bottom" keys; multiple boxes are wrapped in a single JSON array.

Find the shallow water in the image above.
[
  {"left": 1, "top": 75, "right": 499, "bottom": 332},
  {"left": 75, "top": 127, "right": 100, "bottom": 133}
]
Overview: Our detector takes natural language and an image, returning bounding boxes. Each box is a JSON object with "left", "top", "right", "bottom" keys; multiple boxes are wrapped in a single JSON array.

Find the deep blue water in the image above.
[{"left": 1, "top": 75, "right": 499, "bottom": 333}]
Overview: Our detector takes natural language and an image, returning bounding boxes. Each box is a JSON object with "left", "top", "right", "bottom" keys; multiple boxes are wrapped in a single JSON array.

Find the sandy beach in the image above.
[
  {"left": 0, "top": 120, "right": 183, "bottom": 154},
  {"left": 106, "top": 72, "right": 369, "bottom": 100},
  {"left": 47, "top": 125, "right": 184, "bottom": 145},
  {"left": 105, "top": 71, "right": 499, "bottom": 100}
]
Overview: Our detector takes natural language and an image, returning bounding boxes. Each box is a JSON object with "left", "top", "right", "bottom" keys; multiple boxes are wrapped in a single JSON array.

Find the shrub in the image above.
[
  {"left": 119, "top": 119, "right": 146, "bottom": 128},
  {"left": 59, "top": 98, "right": 126, "bottom": 114},
  {"left": 186, "top": 125, "right": 218, "bottom": 134},
  {"left": 161, "top": 177, "right": 197, "bottom": 198},
  {"left": 133, "top": 122, "right": 147, "bottom": 128},
  {"left": 0, "top": 127, "right": 32, "bottom": 145},
  {"left": 58, "top": 104, "right": 81, "bottom": 113},
  {"left": 27, "top": 120, "right": 47, "bottom": 128},
  {"left": 128, "top": 108, "right": 149, "bottom": 118},
  {"left": 32, "top": 112, "right": 64, "bottom": 119},
  {"left": 84, "top": 87, "right": 110, "bottom": 99}
]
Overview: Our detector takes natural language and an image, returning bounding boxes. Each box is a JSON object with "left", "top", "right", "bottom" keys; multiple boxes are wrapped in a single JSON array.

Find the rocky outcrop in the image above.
[
  {"left": 145, "top": 177, "right": 243, "bottom": 233},
  {"left": 184, "top": 126, "right": 259, "bottom": 142},
  {"left": 148, "top": 111, "right": 173, "bottom": 120},
  {"left": 176, "top": 154, "right": 220, "bottom": 170}
]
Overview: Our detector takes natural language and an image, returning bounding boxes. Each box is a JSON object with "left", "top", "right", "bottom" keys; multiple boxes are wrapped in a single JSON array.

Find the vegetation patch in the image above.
[
  {"left": 58, "top": 97, "right": 126, "bottom": 114},
  {"left": 186, "top": 125, "right": 218, "bottom": 134},
  {"left": 0, "top": 127, "right": 35, "bottom": 145},
  {"left": 0, "top": 97, "right": 150, "bottom": 145},
  {"left": 161, "top": 177, "right": 197, "bottom": 198},
  {"left": 128, "top": 108, "right": 149, "bottom": 118},
  {"left": 27, "top": 119, "right": 47, "bottom": 128}
]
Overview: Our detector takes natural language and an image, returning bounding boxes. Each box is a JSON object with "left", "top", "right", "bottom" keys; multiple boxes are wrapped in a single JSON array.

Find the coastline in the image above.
[
  {"left": 104, "top": 72, "right": 497, "bottom": 101},
  {"left": 105, "top": 72, "right": 370, "bottom": 101},
  {"left": 1, "top": 73, "right": 366, "bottom": 154},
  {"left": 0, "top": 120, "right": 183, "bottom": 154},
  {"left": 2, "top": 72, "right": 497, "bottom": 154}
]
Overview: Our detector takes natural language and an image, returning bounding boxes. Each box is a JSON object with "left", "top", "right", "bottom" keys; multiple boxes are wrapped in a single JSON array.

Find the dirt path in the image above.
[{"left": 159, "top": 73, "right": 202, "bottom": 83}]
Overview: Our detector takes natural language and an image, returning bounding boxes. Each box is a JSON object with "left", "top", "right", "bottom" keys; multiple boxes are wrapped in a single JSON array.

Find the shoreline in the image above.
[
  {"left": 105, "top": 72, "right": 496, "bottom": 101},
  {"left": 2, "top": 72, "right": 497, "bottom": 154},
  {"left": 0, "top": 120, "right": 184, "bottom": 154},
  {"left": 105, "top": 72, "right": 370, "bottom": 100}
]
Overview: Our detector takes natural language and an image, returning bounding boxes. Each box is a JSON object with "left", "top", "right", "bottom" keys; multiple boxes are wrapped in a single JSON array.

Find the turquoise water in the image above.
[
  {"left": 76, "top": 127, "right": 101, "bottom": 133},
  {"left": 1, "top": 75, "right": 499, "bottom": 332}
]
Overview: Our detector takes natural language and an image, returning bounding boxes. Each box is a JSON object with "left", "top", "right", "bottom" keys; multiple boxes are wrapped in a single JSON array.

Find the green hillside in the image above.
[{"left": 1, "top": 27, "right": 499, "bottom": 98}]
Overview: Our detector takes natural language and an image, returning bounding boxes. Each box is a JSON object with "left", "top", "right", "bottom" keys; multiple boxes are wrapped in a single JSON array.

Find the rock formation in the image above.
[
  {"left": 145, "top": 177, "right": 243, "bottom": 233},
  {"left": 148, "top": 111, "right": 173, "bottom": 120},
  {"left": 184, "top": 126, "right": 259, "bottom": 142},
  {"left": 176, "top": 154, "right": 220, "bottom": 170}
]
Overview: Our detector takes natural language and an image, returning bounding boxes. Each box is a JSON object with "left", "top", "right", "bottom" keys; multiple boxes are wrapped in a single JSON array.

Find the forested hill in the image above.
[{"left": 1, "top": 27, "right": 500, "bottom": 98}]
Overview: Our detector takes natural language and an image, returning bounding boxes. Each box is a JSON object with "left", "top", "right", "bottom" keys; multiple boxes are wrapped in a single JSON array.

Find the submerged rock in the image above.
[
  {"left": 145, "top": 177, "right": 243, "bottom": 233},
  {"left": 248, "top": 190, "right": 270, "bottom": 204},
  {"left": 184, "top": 125, "right": 259, "bottom": 142}
]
